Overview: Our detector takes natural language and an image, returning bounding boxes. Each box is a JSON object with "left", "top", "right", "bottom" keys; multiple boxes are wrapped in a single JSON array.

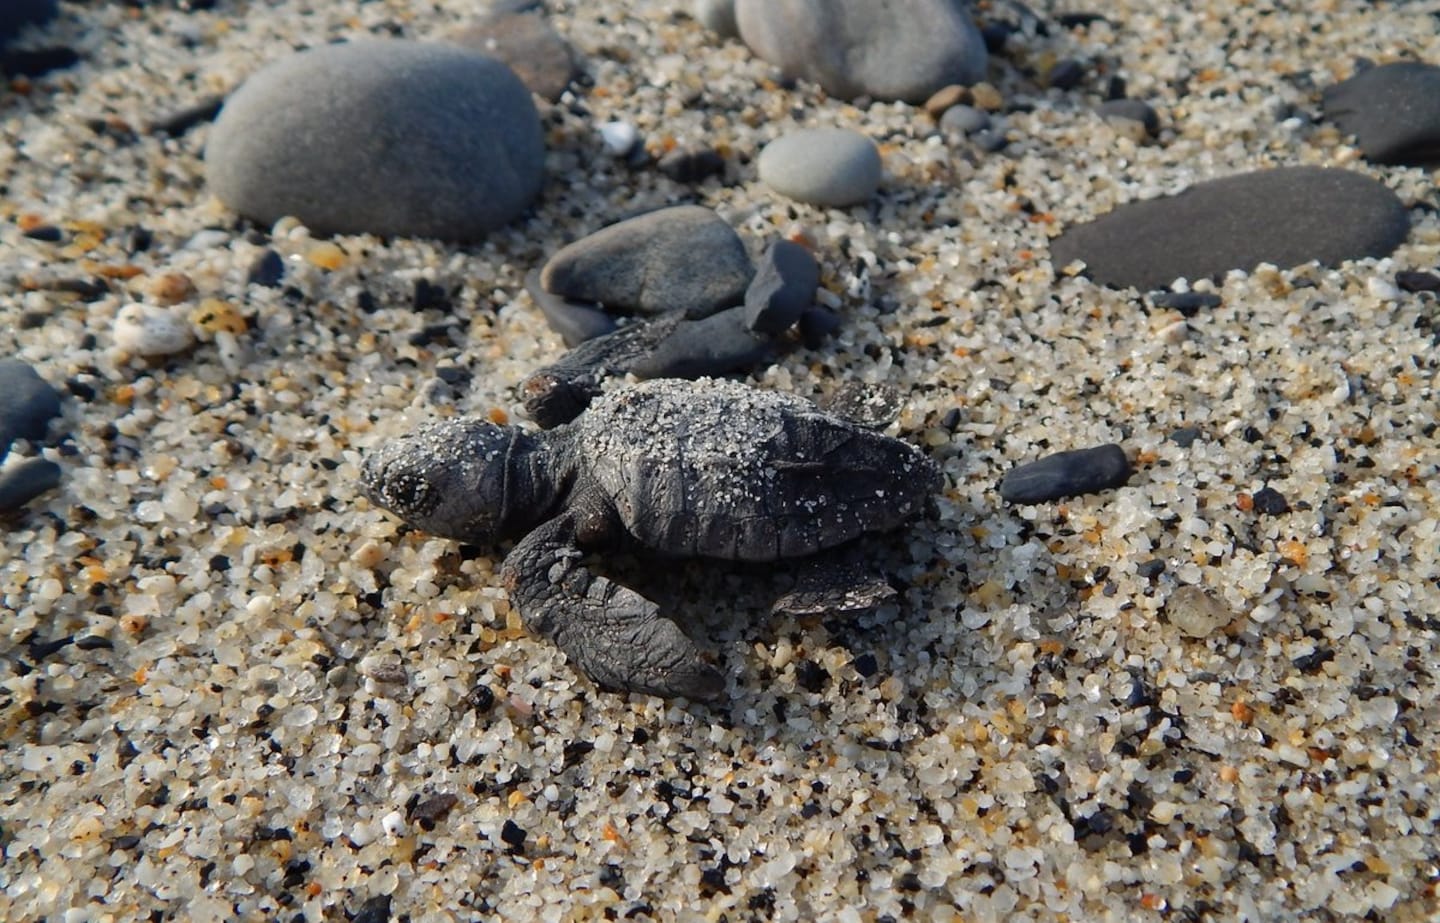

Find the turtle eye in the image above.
[{"left": 387, "top": 471, "right": 437, "bottom": 516}]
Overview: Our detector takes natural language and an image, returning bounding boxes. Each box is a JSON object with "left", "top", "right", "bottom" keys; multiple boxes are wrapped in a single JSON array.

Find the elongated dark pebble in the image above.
[
  {"left": 1396, "top": 270, "right": 1440, "bottom": 293},
  {"left": 0, "top": 359, "right": 62, "bottom": 459},
  {"left": 1000, "top": 444, "right": 1132, "bottom": 503},
  {"left": 1150, "top": 291, "right": 1222, "bottom": 315}
]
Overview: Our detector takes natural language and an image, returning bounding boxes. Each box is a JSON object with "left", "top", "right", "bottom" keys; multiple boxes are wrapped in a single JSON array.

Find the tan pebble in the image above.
[
  {"left": 307, "top": 241, "right": 347, "bottom": 270},
  {"left": 147, "top": 272, "right": 197, "bottom": 305},
  {"left": 1164, "top": 585, "right": 1231, "bottom": 638},
  {"left": 352, "top": 541, "right": 386, "bottom": 569},
  {"left": 923, "top": 84, "right": 967, "bottom": 118},
  {"left": 970, "top": 82, "right": 1004, "bottom": 111}
]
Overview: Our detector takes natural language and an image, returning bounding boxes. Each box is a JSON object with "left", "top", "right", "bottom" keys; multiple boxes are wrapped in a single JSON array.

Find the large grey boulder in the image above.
[
  {"left": 735, "top": 0, "right": 987, "bottom": 103},
  {"left": 205, "top": 40, "right": 544, "bottom": 241}
]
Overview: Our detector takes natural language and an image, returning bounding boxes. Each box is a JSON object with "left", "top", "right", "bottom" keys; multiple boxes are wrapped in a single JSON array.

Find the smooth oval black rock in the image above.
[
  {"left": 1000, "top": 444, "right": 1131, "bottom": 503},
  {"left": 0, "top": 358, "right": 62, "bottom": 458},
  {"left": 1322, "top": 62, "right": 1440, "bottom": 166},
  {"left": 1049, "top": 167, "right": 1410, "bottom": 291},
  {"left": 205, "top": 40, "right": 544, "bottom": 241},
  {"left": 540, "top": 206, "right": 753, "bottom": 317},
  {"left": 745, "top": 240, "right": 819, "bottom": 334}
]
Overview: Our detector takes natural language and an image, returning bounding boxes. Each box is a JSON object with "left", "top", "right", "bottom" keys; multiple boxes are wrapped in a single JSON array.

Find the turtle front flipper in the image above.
[
  {"left": 772, "top": 548, "right": 897, "bottom": 617},
  {"left": 502, "top": 514, "right": 725, "bottom": 700}
]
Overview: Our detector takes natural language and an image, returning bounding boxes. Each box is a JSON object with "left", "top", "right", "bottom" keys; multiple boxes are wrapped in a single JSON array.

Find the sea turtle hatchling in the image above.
[{"left": 359, "top": 378, "right": 942, "bottom": 699}]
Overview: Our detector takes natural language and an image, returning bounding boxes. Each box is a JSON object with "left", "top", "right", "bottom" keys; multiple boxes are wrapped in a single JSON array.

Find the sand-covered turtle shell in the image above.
[{"left": 575, "top": 379, "right": 938, "bottom": 561}]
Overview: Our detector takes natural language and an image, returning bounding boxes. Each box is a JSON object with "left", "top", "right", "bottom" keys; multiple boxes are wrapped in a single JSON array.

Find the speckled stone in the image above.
[
  {"left": 735, "top": 0, "right": 988, "bottom": 102},
  {"left": 0, "top": 0, "right": 55, "bottom": 46},
  {"left": 205, "top": 40, "right": 544, "bottom": 240},
  {"left": 447, "top": 12, "right": 577, "bottom": 101},
  {"left": 1050, "top": 167, "right": 1410, "bottom": 290},
  {"left": 540, "top": 206, "right": 754, "bottom": 317},
  {"left": 1322, "top": 62, "right": 1440, "bottom": 165},
  {"left": 758, "top": 128, "right": 882, "bottom": 207}
]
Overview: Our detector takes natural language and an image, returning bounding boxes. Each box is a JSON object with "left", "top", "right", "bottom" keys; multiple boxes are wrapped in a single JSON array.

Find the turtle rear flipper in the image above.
[
  {"left": 503, "top": 514, "right": 725, "bottom": 700},
  {"left": 772, "top": 550, "right": 896, "bottom": 617}
]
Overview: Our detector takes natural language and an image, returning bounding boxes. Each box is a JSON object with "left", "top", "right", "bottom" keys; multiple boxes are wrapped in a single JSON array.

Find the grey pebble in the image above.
[
  {"left": 939, "top": 103, "right": 990, "bottom": 137},
  {"left": 524, "top": 269, "right": 617, "bottom": 347},
  {"left": 1097, "top": 98, "right": 1160, "bottom": 137},
  {"left": 0, "top": 0, "right": 55, "bottom": 46},
  {"left": 692, "top": 0, "right": 739, "bottom": 39},
  {"left": 744, "top": 240, "right": 819, "bottom": 334},
  {"left": 1047, "top": 58, "right": 1085, "bottom": 90},
  {"left": 0, "top": 458, "right": 61, "bottom": 513},
  {"left": 973, "top": 129, "right": 1008, "bottom": 153},
  {"left": 657, "top": 148, "right": 726, "bottom": 184},
  {"left": 735, "top": 0, "right": 987, "bottom": 103},
  {"left": 1395, "top": 270, "right": 1440, "bottom": 294},
  {"left": 1000, "top": 444, "right": 1132, "bottom": 504},
  {"left": 247, "top": 249, "right": 285, "bottom": 288},
  {"left": 0, "top": 358, "right": 62, "bottom": 460},
  {"left": 629, "top": 307, "right": 773, "bottom": 379},
  {"left": 205, "top": 40, "right": 544, "bottom": 241},
  {"left": 446, "top": 12, "right": 577, "bottom": 101},
  {"left": 1168, "top": 426, "right": 1202, "bottom": 448},
  {"left": 540, "top": 205, "right": 753, "bottom": 317},
  {"left": 1251, "top": 486, "right": 1290, "bottom": 516},
  {"left": 1049, "top": 167, "right": 1410, "bottom": 291},
  {"left": 758, "top": 128, "right": 881, "bottom": 207},
  {"left": 1322, "top": 62, "right": 1440, "bottom": 166}
]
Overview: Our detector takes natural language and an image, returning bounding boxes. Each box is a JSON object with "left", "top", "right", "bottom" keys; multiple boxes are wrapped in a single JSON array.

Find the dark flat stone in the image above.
[
  {"left": 0, "top": 359, "right": 62, "bottom": 459},
  {"left": 1396, "top": 269, "right": 1440, "bottom": 293},
  {"left": 0, "top": 0, "right": 56, "bottom": 47},
  {"left": 1000, "top": 444, "right": 1131, "bottom": 503},
  {"left": 1322, "top": 62, "right": 1440, "bottom": 165},
  {"left": 1050, "top": 167, "right": 1410, "bottom": 291},
  {"left": 1150, "top": 291, "right": 1221, "bottom": 316},
  {"left": 744, "top": 240, "right": 818, "bottom": 334},
  {"left": 0, "top": 458, "right": 61, "bottom": 512}
]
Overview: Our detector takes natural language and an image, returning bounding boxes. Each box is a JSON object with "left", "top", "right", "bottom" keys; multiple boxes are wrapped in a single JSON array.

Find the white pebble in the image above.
[
  {"left": 113, "top": 304, "right": 195, "bottom": 357},
  {"left": 598, "top": 120, "right": 638, "bottom": 156}
]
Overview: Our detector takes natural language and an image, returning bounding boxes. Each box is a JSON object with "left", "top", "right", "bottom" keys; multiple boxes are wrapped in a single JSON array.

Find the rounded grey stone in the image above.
[
  {"left": 204, "top": 40, "right": 544, "bottom": 241},
  {"left": 939, "top": 103, "right": 990, "bottom": 137},
  {"left": 1097, "top": 98, "right": 1160, "bottom": 137},
  {"left": 1000, "top": 444, "right": 1132, "bottom": 504},
  {"left": 693, "top": 0, "right": 739, "bottom": 39},
  {"left": 735, "top": 0, "right": 987, "bottom": 103},
  {"left": 446, "top": 12, "right": 577, "bottom": 101},
  {"left": 1322, "top": 62, "right": 1440, "bottom": 166},
  {"left": 758, "top": 128, "right": 881, "bottom": 207},
  {"left": 540, "top": 206, "right": 754, "bottom": 317},
  {"left": 1049, "top": 167, "right": 1411, "bottom": 291}
]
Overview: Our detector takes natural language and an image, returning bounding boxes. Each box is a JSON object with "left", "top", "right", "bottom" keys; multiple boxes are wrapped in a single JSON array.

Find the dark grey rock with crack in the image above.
[
  {"left": 745, "top": 240, "right": 819, "bottom": 334},
  {"left": 540, "top": 206, "right": 753, "bottom": 317},
  {"left": 1049, "top": 167, "right": 1410, "bottom": 291},
  {"left": 1000, "top": 444, "right": 1132, "bottom": 504}
]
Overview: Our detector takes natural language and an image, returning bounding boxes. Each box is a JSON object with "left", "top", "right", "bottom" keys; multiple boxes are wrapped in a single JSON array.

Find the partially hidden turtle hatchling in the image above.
[{"left": 360, "top": 378, "right": 942, "bottom": 699}]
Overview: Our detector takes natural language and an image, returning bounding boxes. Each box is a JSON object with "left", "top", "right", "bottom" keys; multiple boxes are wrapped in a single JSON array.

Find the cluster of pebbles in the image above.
[{"left": 2, "top": 0, "right": 1439, "bottom": 921}]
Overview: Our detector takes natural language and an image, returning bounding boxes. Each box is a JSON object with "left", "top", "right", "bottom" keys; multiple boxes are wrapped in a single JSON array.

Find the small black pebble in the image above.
[
  {"left": 1150, "top": 291, "right": 1222, "bottom": 315},
  {"left": 75, "top": 635, "right": 114, "bottom": 651},
  {"left": 657, "top": 148, "right": 725, "bottom": 184},
  {"left": 1173, "top": 768, "right": 1194, "bottom": 784},
  {"left": 1395, "top": 270, "right": 1440, "bottom": 293},
  {"left": 800, "top": 801, "right": 821, "bottom": 819},
  {"left": 247, "top": 249, "right": 285, "bottom": 288},
  {"left": 1136, "top": 559, "right": 1166, "bottom": 579},
  {"left": 852, "top": 653, "right": 879, "bottom": 678},
  {"left": 1048, "top": 58, "right": 1086, "bottom": 90},
  {"left": 409, "top": 792, "right": 459, "bottom": 826},
  {"left": 1000, "top": 444, "right": 1132, "bottom": 503},
  {"left": 979, "top": 22, "right": 1013, "bottom": 53},
  {"left": 1058, "top": 12, "right": 1110, "bottom": 28},
  {"left": 352, "top": 895, "right": 391, "bottom": 923},
  {"left": 22, "top": 225, "right": 63, "bottom": 242},
  {"left": 1251, "top": 486, "right": 1290, "bottom": 515},
  {"left": 1169, "top": 426, "right": 1202, "bottom": 448},
  {"left": 467, "top": 684, "right": 496, "bottom": 712},
  {"left": 500, "top": 819, "right": 526, "bottom": 850},
  {"left": 1293, "top": 647, "right": 1335, "bottom": 674},
  {"left": 794, "top": 659, "right": 828, "bottom": 693}
]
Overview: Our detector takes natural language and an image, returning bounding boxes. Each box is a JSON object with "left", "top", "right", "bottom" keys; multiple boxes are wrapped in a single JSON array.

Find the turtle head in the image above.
[{"left": 360, "top": 418, "right": 527, "bottom": 544}]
